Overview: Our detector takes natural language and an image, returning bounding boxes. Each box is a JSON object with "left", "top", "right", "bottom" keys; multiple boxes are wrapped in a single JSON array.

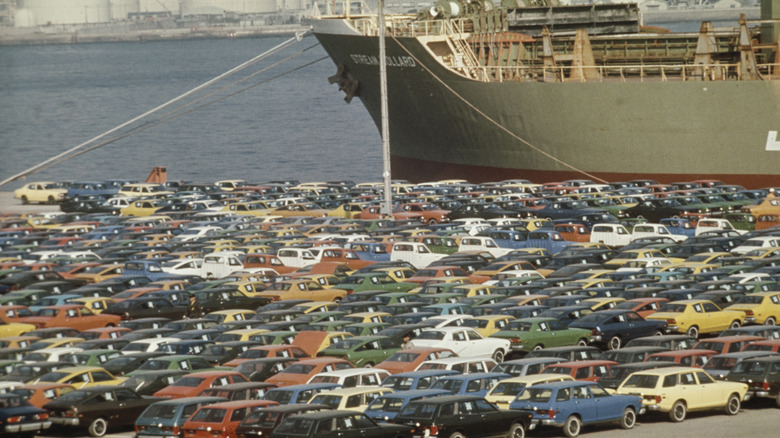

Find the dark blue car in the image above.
[
  {"left": 569, "top": 309, "right": 668, "bottom": 350},
  {"left": 0, "top": 393, "right": 51, "bottom": 436}
]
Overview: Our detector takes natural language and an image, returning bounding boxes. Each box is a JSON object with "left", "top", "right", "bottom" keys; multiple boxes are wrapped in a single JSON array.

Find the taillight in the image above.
[
  {"left": 34, "top": 413, "right": 48, "bottom": 421},
  {"left": 430, "top": 425, "right": 439, "bottom": 435},
  {"left": 745, "top": 310, "right": 754, "bottom": 316},
  {"left": 763, "top": 382, "right": 770, "bottom": 391},
  {"left": 643, "top": 395, "right": 662, "bottom": 403},
  {"left": 666, "top": 319, "right": 676, "bottom": 324},
  {"left": 6, "top": 416, "right": 21, "bottom": 424}
]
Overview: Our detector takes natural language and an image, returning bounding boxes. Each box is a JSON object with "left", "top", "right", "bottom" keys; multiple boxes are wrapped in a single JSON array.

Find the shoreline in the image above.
[{"left": 0, "top": 24, "right": 309, "bottom": 46}]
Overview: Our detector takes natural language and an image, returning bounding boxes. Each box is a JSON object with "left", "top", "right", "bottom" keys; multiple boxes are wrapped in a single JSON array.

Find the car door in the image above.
[{"left": 455, "top": 398, "right": 502, "bottom": 437}]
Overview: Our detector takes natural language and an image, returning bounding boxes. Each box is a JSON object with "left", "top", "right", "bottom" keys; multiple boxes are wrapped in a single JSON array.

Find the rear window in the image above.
[
  {"left": 514, "top": 387, "right": 552, "bottom": 403},
  {"left": 190, "top": 408, "right": 227, "bottom": 423},
  {"left": 397, "top": 402, "right": 437, "bottom": 420},
  {"left": 621, "top": 374, "right": 659, "bottom": 389}
]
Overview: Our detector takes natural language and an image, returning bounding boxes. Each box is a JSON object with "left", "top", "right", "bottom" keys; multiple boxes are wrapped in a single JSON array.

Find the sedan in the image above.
[
  {"left": 408, "top": 327, "right": 509, "bottom": 362},
  {"left": 44, "top": 386, "right": 160, "bottom": 437},
  {"left": 269, "top": 410, "right": 413, "bottom": 438},
  {"left": 568, "top": 309, "right": 668, "bottom": 350}
]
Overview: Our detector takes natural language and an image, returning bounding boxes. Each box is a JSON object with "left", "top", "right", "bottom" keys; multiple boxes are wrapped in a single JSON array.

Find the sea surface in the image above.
[{"left": 0, "top": 35, "right": 383, "bottom": 190}]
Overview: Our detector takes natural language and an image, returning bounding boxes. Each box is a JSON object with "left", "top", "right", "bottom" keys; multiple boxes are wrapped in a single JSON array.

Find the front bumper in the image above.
[
  {"left": 49, "top": 417, "right": 80, "bottom": 426},
  {"left": 4, "top": 421, "right": 52, "bottom": 433}
]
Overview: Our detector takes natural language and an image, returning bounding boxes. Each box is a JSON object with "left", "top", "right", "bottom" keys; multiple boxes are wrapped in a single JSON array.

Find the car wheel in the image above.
[
  {"left": 685, "top": 326, "right": 699, "bottom": 339},
  {"left": 20, "top": 195, "right": 28, "bottom": 205},
  {"left": 669, "top": 400, "right": 686, "bottom": 422},
  {"left": 449, "top": 432, "right": 466, "bottom": 438},
  {"left": 563, "top": 415, "right": 581, "bottom": 437},
  {"left": 576, "top": 338, "right": 588, "bottom": 347},
  {"left": 363, "top": 362, "right": 374, "bottom": 368},
  {"left": 507, "top": 423, "right": 525, "bottom": 438},
  {"left": 654, "top": 329, "right": 664, "bottom": 336},
  {"left": 428, "top": 219, "right": 438, "bottom": 226},
  {"left": 620, "top": 407, "right": 636, "bottom": 429},
  {"left": 88, "top": 417, "right": 108, "bottom": 437},
  {"left": 730, "top": 320, "right": 741, "bottom": 329},
  {"left": 766, "top": 317, "right": 777, "bottom": 326},
  {"left": 725, "top": 393, "right": 741, "bottom": 415},
  {"left": 47, "top": 195, "right": 56, "bottom": 204},
  {"left": 608, "top": 336, "right": 622, "bottom": 350},
  {"left": 532, "top": 344, "right": 544, "bottom": 351},
  {"left": 493, "top": 349, "right": 505, "bottom": 363}
]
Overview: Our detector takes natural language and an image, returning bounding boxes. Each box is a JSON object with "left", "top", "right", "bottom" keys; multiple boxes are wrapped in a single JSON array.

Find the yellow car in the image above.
[
  {"left": 462, "top": 314, "right": 515, "bottom": 337},
  {"left": 485, "top": 374, "right": 574, "bottom": 410},
  {"left": 308, "top": 386, "right": 393, "bottom": 412},
  {"left": 615, "top": 366, "right": 748, "bottom": 422},
  {"left": 581, "top": 297, "right": 625, "bottom": 311},
  {"left": 73, "top": 264, "right": 124, "bottom": 284},
  {"left": 120, "top": 199, "right": 166, "bottom": 217},
  {"left": 726, "top": 291, "right": 780, "bottom": 325},
  {"left": 69, "top": 297, "right": 116, "bottom": 315},
  {"left": 203, "top": 309, "right": 257, "bottom": 323},
  {"left": 647, "top": 299, "right": 745, "bottom": 338},
  {"left": 31, "top": 366, "right": 126, "bottom": 389},
  {"left": 13, "top": 182, "right": 68, "bottom": 204},
  {"left": 215, "top": 328, "right": 269, "bottom": 343},
  {"left": 30, "top": 337, "right": 85, "bottom": 350},
  {"left": 257, "top": 279, "right": 348, "bottom": 302},
  {"left": 0, "top": 320, "right": 36, "bottom": 337}
]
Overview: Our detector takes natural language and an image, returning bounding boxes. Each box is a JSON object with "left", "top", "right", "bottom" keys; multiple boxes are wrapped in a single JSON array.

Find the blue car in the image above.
[
  {"left": 509, "top": 380, "right": 644, "bottom": 437},
  {"left": 380, "top": 369, "right": 457, "bottom": 391},
  {"left": 568, "top": 309, "right": 668, "bottom": 350},
  {"left": 134, "top": 396, "right": 226, "bottom": 438},
  {"left": 262, "top": 383, "right": 342, "bottom": 405},
  {"left": 429, "top": 372, "right": 511, "bottom": 397},
  {"left": 364, "top": 389, "right": 450, "bottom": 422}
]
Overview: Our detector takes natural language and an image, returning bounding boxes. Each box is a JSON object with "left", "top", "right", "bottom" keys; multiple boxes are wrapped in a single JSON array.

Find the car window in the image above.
[
  {"left": 696, "top": 372, "right": 716, "bottom": 384},
  {"left": 457, "top": 400, "right": 477, "bottom": 415},
  {"left": 590, "top": 384, "right": 610, "bottom": 397},
  {"left": 346, "top": 395, "right": 361, "bottom": 408},
  {"left": 680, "top": 372, "right": 696, "bottom": 385},
  {"left": 574, "top": 386, "right": 591, "bottom": 399},
  {"left": 556, "top": 388, "right": 571, "bottom": 402},
  {"left": 663, "top": 374, "right": 677, "bottom": 387}
]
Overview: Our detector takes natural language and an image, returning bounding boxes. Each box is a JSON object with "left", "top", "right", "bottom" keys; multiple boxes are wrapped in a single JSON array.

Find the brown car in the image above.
[
  {"left": 21, "top": 305, "right": 121, "bottom": 331},
  {"left": 265, "top": 357, "right": 352, "bottom": 387}
]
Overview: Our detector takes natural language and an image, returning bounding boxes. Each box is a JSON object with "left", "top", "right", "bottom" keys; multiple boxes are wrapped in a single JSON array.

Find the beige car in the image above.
[
  {"left": 308, "top": 387, "right": 393, "bottom": 412},
  {"left": 13, "top": 182, "right": 68, "bottom": 204},
  {"left": 485, "top": 374, "right": 574, "bottom": 410},
  {"left": 615, "top": 366, "right": 748, "bottom": 422}
]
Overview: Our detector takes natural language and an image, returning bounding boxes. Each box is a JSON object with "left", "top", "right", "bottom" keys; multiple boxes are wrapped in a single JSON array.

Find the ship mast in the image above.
[{"left": 378, "top": 0, "right": 393, "bottom": 217}]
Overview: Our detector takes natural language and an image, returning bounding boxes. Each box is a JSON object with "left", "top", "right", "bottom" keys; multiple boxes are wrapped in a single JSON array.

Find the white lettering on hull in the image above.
[
  {"left": 349, "top": 54, "right": 417, "bottom": 67},
  {"left": 766, "top": 131, "right": 780, "bottom": 151}
]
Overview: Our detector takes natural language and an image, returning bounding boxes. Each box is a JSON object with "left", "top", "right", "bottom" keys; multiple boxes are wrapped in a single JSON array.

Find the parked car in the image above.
[
  {"left": 262, "top": 383, "right": 342, "bottom": 405},
  {"left": 395, "top": 394, "right": 533, "bottom": 438},
  {"left": 119, "top": 370, "right": 188, "bottom": 396},
  {"left": 134, "top": 396, "right": 228, "bottom": 438},
  {"left": 646, "top": 300, "right": 745, "bottom": 338},
  {"left": 44, "top": 386, "right": 160, "bottom": 437},
  {"left": 316, "top": 335, "right": 400, "bottom": 368},
  {"left": 616, "top": 366, "right": 748, "bottom": 422},
  {"left": 490, "top": 317, "right": 591, "bottom": 355},
  {"left": 0, "top": 392, "right": 52, "bottom": 435},
  {"left": 380, "top": 369, "right": 458, "bottom": 391},
  {"left": 265, "top": 358, "right": 352, "bottom": 387},
  {"left": 308, "top": 386, "right": 393, "bottom": 412},
  {"left": 234, "top": 403, "right": 332, "bottom": 438},
  {"left": 724, "top": 355, "right": 780, "bottom": 406},
  {"left": 510, "top": 380, "right": 643, "bottom": 437},
  {"left": 408, "top": 326, "right": 509, "bottom": 362},
  {"left": 308, "top": 368, "right": 390, "bottom": 388},
  {"left": 153, "top": 370, "right": 249, "bottom": 399},
  {"left": 364, "top": 388, "right": 451, "bottom": 422},
  {"left": 269, "top": 410, "right": 413, "bottom": 438},
  {"left": 181, "top": 399, "right": 278, "bottom": 438},
  {"left": 569, "top": 309, "right": 668, "bottom": 350},
  {"left": 430, "top": 372, "right": 510, "bottom": 397}
]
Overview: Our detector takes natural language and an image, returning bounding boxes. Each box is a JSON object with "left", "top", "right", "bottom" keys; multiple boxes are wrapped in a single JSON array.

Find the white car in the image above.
[
  {"left": 408, "top": 326, "right": 510, "bottom": 362},
  {"left": 160, "top": 258, "right": 204, "bottom": 277},
  {"left": 731, "top": 236, "right": 780, "bottom": 255}
]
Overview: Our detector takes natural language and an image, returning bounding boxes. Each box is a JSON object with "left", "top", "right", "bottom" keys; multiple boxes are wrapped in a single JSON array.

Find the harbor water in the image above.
[{"left": 0, "top": 36, "right": 383, "bottom": 190}]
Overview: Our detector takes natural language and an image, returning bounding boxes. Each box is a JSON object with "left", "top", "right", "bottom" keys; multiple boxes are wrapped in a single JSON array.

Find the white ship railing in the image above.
[{"left": 472, "top": 62, "right": 780, "bottom": 82}]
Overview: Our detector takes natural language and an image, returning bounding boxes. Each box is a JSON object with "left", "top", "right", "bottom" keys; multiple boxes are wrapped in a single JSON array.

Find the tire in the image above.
[
  {"left": 493, "top": 349, "right": 505, "bottom": 363},
  {"left": 88, "top": 417, "right": 108, "bottom": 437},
  {"left": 507, "top": 423, "right": 525, "bottom": 438},
  {"left": 20, "top": 195, "right": 28, "bottom": 205},
  {"left": 725, "top": 393, "right": 741, "bottom": 415},
  {"left": 766, "top": 317, "right": 777, "bottom": 326},
  {"left": 449, "top": 432, "right": 466, "bottom": 438},
  {"left": 428, "top": 219, "right": 438, "bottom": 226},
  {"left": 669, "top": 400, "right": 687, "bottom": 422},
  {"left": 47, "top": 195, "right": 56, "bottom": 204},
  {"left": 620, "top": 407, "right": 636, "bottom": 429},
  {"left": 576, "top": 338, "right": 588, "bottom": 347},
  {"left": 654, "top": 329, "right": 664, "bottom": 336},
  {"left": 686, "top": 325, "right": 699, "bottom": 339},
  {"left": 608, "top": 336, "right": 622, "bottom": 350},
  {"left": 563, "top": 415, "right": 581, "bottom": 437},
  {"left": 532, "top": 344, "right": 544, "bottom": 351},
  {"left": 730, "top": 320, "right": 741, "bottom": 329},
  {"left": 363, "top": 362, "right": 374, "bottom": 368}
]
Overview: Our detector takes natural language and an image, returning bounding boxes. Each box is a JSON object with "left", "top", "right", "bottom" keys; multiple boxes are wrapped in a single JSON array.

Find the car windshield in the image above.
[
  {"left": 514, "top": 387, "right": 552, "bottom": 403},
  {"left": 190, "top": 408, "right": 227, "bottom": 423},
  {"left": 136, "top": 360, "right": 172, "bottom": 371},
  {"left": 242, "top": 410, "right": 280, "bottom": 428},
  {"left": 366, "top": 396, "right": 405, "bottom": 412},
  {"left": 621, "top": 374, "right": 660, "bottom": 389},
  {"left": 308, "top": 395, "right": 342, "bottom": 409},
  {"left": 263, "top": 390, "right": 293, "bottom": 404},
  {"left": 385, "top": 352, "right": 420, "bottom": 363},
  {"left": 282, "top": 364, "right": 316, "bottom": 375},
  {"left": 274, "top": 417, "right": 314, "bottom": 436},
  {"left": 731, "top": 360, "right": 772, "bottom": 374},
  {"left": 416, "top": 331, "right": 445, "bottom": 340},
  {"left": 139, "top": 404, "right": 180, "bottom": 420},
  {"left": 57, "top": 390, "right": 92, "bottom": 402},
  {"left": 431, "top": 379, "right": 463, "bottom": 392},
  {"left": 658, "top": 303, "right": 687, "bottom": 313},
  {"left": 506, "top": 321, "right": 533, "bottom": 331},
  {"left": 397, "top": 402, "right": 437, "bottom": 420},
  {"left": 490, "top": 381, "right": 527, "bottom": 396},
  {"left": 172, "top": 377, "right": 205, "bottom": 387}
]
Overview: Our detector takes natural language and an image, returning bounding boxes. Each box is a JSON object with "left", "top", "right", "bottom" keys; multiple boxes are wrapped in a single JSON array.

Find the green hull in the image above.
[{"left": 312, "top": 17, "right": 780, "bottom": 187}]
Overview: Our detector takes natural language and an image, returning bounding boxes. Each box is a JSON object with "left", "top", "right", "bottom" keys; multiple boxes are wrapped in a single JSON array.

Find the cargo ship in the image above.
[{"left": 310, "top": 0, "right": 780, "bottom": 187}]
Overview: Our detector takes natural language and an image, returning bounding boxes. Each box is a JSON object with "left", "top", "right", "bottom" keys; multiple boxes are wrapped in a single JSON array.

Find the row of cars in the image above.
[{"left": 2, "top": 177, "right": 780, "bottom": 438}]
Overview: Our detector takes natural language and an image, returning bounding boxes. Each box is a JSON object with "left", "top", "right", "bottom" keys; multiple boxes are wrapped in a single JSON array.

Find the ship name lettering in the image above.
[{"left": 350, "top": 54, "right": 416, "bottom": 68}]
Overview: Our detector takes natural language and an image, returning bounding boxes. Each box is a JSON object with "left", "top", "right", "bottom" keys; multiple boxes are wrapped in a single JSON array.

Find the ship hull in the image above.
[{"left": 313, "top": 23, "right": 780, "bottom": 187}]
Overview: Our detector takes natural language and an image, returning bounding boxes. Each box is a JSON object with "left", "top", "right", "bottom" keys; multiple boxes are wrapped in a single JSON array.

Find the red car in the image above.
[
  {"left": 153, "top": 370, "right": 249, "bottom": 399},
  {"left": 182, "top": 399, "right": 279, "bottom": 438},
  {"left": 21, "top": 305, "right": 121, "bottom": 331}
]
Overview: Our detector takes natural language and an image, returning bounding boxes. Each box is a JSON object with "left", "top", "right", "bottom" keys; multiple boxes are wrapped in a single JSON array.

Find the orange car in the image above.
[
  {"left": 223, "top": 345, "right": 309, "bottom": 367},
  {"left": 182, "top": 400, "right": 279, "bottom": 438},
  {"left": 375, "top": 347, "right": 457, "bottom": 375},
  {"left": 13, "top": 383, "right": 75, "bottom": 407},
  {"left": 20, "top": 305, "right": 121, "bottom": 331},
  {"left": 153, "top": 371, "right": 249, "bottom": 399},
  {"left": 265, "top": 358, "right": 352, "bottom": 387},
  {"left": 0, "top": 305, "right": 35, "bottom": 323}
]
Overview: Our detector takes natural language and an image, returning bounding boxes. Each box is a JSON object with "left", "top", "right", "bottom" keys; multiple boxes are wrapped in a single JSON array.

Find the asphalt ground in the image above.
[{"left": 3, "top": 191, "right": 779, "bottom": 437}]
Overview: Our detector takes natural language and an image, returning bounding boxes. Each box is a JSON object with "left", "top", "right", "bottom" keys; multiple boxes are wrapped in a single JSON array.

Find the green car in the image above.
[
  {"left": 490, "top": 317, "right": 591, "bottom": 354},
  {"left": 335, "top": 273, "right": 417, "bottom": 294},
  {"left": 61, "top": 349, "right": 122, "bottom": 367},
  {"left": 317, "top": 335, "right": 400, "bottom": 367}
]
